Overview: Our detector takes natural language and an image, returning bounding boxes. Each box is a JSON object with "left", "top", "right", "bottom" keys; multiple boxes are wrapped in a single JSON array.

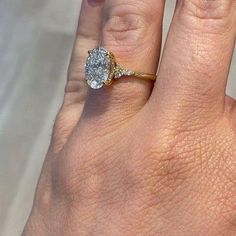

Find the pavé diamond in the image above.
[
  {"left": 114, "top": 64, "right": 134, "bottom": 79},
  {"left": 85, "top": 47, "right": 111, "bottom": 89}
]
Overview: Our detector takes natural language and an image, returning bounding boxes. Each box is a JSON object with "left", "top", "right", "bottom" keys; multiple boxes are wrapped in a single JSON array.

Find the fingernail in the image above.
[{"left": 87, "top": 0, "right": 104, "bottom": 6}]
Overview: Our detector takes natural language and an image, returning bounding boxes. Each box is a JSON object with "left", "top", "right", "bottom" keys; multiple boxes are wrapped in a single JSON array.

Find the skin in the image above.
[{"left": 23, "top": 0, "right": 236, "bottom": 235}]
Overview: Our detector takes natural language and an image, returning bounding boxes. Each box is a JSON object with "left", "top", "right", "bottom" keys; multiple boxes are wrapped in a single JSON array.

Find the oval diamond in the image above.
[{"left": 85, "top": 47, "right": 111, "bottom": 89}]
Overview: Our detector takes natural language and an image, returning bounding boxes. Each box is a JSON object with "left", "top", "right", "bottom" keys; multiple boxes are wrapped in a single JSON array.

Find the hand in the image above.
[{"left": 23, "top": 0, "right": 236, "bottom": 235}]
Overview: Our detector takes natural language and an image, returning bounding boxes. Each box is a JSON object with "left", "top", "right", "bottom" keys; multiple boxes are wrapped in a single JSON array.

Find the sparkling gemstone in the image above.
[
  {"left": 85, "top": 47, "right": 111, "bottom": 89},
  {"left": 114, "top": 64, "right": 123, "bottom": 79},
  {"left": 114, "top": 64, "right": 134, "bottom": 79}
]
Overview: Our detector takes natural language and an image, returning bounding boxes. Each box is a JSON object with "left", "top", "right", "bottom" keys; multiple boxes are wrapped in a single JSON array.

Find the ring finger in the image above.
[{"left": 81, "top": 0, "right": 166, "bottom": 127}]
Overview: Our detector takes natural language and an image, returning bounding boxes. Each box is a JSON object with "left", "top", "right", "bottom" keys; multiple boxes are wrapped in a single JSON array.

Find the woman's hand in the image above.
[{"left": 23, "top": 0, "right": 236, "bottom": 235}]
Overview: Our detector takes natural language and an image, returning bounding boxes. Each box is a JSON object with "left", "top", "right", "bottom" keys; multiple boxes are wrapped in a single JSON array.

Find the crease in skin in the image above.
[
  {"left": 178, "top": 0, "right": 234, "bottom": 20},
  {"left": 102, "top": 0, "right": 161, "bottom": 56}
]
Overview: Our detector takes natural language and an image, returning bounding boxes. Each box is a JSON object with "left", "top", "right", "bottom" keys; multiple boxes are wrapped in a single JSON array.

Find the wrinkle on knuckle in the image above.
[
  {"left": 140, "top": 124, "right": 220, "bottom": 183},
  {"left": 77, "top": 26, "right": 99, "bottom": 43},
  {"left": 134, "top": 131, "right": 224, "bottom": 213},
  {"left": 67, "top": 64, "right": 84, "bottom": 81},
  {"left": 64, "top": 79, "right": 86, "bottom": 96},
  {"left": 140, "top": 138, "right": 196, "bottom": 192},
  {"left": 103, "top": 3, "right": 153, "bottom": 54},
  {"left": 64, "top": 73, "right": 88, "bottom": 106},
  {"left": 177, "top": 0, "right": 235, "bottom": 32}
]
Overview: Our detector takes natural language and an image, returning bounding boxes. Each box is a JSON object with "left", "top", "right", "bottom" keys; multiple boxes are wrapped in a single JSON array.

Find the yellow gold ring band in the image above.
[{"left": 132, "top": 72, "right": 157, "bottom": 81}]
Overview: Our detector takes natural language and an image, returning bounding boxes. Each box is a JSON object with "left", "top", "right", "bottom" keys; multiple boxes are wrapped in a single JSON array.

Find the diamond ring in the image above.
[{"left": 85, "top": 47, "right": 157, "bottom": 89}]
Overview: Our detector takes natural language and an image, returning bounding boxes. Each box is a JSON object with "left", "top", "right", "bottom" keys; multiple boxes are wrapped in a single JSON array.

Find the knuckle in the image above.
[
  {"left": 139, "top": 133, "right": 196, "bottom": 191},
  {"left": 139, "top": 124, "right": 216, "bottom": 186},
  {"left": 128, "top": 142, "right": 195, "bottom": 211},
  {"left": 103, "top": 2, "right": 154, "bottom": 53},
  {"left": 64, "top": 79, "right": 85, "bottom": 95},
  {"left": 65, "top": 80, "right": 87, "bottom": 107},
  {"left": 52, "top": 141, "right": 133, "bottom": 205},
  {"left": 66, "top": 70, "right": 88, "bottom": 103},
  {"left": 68, "top": 61, "right": 84, "bottom": 81},
  {"left": 177, "top": 0, "right": 235, "bottom": 30}
]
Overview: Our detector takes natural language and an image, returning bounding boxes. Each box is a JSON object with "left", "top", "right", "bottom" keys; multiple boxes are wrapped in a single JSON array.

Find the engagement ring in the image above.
[{"left": 85, "top": 47, "right": 157, "bottom": 89}]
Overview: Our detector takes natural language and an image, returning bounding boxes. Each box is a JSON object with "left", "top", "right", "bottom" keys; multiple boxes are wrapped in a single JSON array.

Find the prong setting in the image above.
[
  {"left": 85, "top": 47, "right": 113, "bottom": 89},
  {"left": 85, "top": 47, "right": 156, "bottom": 89}
]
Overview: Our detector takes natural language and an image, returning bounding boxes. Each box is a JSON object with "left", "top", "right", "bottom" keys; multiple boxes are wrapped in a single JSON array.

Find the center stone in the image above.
[{"left": 85, "top": 47, "right": 112, "bottom": 89}]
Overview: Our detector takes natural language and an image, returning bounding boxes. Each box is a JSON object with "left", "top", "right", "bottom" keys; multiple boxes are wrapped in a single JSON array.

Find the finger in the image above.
[
  {"left": 65, "top": 0, "right": 104, "bottom": 107},
  {"left": 151, "top": 0, "right": 236, "bottom": 125},
  {"left": 51, "top": 0, "right": 104, "bottom": 154},
  {"left": 81, "top": 0, "right": 165, "bottom": 125}
]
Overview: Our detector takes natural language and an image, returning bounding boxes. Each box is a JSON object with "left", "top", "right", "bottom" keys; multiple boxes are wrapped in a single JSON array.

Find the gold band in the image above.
[
  {"left": 113, "top": 63, "right": 157, "bottom": 82},
  {"left": 133, "top": 72, "right": 157, "bottom": 81}
]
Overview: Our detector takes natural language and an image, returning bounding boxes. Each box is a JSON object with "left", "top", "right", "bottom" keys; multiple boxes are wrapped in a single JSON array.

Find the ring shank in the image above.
[{"left": 133, "top": 72, "right": 157, "bottom": 81}]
